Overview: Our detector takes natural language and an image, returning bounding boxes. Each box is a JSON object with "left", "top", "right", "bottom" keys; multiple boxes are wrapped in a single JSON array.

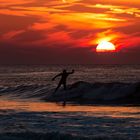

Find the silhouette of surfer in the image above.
[{"left": 52, "top": 69, "right": 74, "bottom": 93}]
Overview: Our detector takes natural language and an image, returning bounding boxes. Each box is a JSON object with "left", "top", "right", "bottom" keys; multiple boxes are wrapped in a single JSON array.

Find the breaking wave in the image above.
[{"left": 0, "top": 81, "right": 140, "bottom": 104}]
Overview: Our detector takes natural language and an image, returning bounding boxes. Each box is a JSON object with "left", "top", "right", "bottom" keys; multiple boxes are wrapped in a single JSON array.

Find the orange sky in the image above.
[{"left": 0, "top": 0, "right": 140, "bottom": 64}]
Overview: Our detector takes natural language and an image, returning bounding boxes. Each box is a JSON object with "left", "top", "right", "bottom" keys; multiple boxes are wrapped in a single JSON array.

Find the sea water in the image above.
[
  {"left": 0, "top": 65, "right": 140, "bottom": 140},
  {"left": 0, "top": 64, "right": 140, "bottom": 87}
]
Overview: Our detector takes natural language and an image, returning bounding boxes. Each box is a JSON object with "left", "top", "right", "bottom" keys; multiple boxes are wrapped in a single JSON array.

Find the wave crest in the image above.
[{"left": 0, "top": 81, "right": 140, "bottom": 104}]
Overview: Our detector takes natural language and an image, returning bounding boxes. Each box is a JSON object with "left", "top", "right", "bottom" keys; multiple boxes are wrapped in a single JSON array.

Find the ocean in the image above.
[
  {"left": 0, "top": 64, "right": 140, "bottom": 87},
  {"left": 0, "top": 64, "right": 140, "bottom": 140}
]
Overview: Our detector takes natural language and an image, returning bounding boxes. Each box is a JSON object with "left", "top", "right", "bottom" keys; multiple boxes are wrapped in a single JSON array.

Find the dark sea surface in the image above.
[
  {"left": 0, "top": 64, "right": 140, "bottom": 87},
  {"left": 0, "top": 65, "right": 140, "bottom": 140}
]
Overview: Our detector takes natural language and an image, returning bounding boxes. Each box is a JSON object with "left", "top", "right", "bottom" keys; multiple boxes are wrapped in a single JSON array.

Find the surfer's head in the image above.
[{"left": 63, "top": 69, "right": 67, "bottom": 73}]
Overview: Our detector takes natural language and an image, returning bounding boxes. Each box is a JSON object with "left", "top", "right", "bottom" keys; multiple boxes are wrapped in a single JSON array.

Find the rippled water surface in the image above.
[
  {"left": 0, "top": 99, "right": 140, "bottom": 139},
  {"left": 0, "top": 65, "right": 140, "bottom": 139},
  {"left": 0, "top": 65, "right": 140, "bottom": 86}
]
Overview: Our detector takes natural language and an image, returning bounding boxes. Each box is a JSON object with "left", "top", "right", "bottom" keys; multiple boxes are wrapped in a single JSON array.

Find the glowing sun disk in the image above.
[{"left": 96, "top": 41, "right": 116, "bottom": 52}]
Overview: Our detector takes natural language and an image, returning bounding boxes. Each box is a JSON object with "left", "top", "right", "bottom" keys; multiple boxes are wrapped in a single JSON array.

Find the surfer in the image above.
[{"left": 52, "top": 69, "right": 74, "bottom": 92}]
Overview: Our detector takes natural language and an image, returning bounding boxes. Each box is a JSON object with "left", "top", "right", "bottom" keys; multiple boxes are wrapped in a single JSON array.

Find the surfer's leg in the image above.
[
  {"left": 54, "top": 81, "right": 61, "bottom": 93},
  {"left": 63, "top": 82, "right": 67, "bottom": 90}
]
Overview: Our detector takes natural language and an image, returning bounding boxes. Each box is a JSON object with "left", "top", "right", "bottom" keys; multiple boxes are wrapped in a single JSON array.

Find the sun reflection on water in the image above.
[{"left": 0, "top": 99, "right": 140, "bottom": 118}]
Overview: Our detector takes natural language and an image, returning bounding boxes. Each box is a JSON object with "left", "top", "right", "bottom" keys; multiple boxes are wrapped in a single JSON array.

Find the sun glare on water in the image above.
[{"left": 96, "top": 40, "right": 116, "bottom": 52}]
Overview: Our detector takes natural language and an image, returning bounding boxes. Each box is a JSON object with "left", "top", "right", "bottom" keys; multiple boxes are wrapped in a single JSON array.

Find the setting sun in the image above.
[{"left": 96, "top": 41, "right": 116, "bottom": 52}]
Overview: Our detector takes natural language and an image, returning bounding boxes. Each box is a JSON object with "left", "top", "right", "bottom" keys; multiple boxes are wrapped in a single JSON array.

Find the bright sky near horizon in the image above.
[{"left": 0, "top": 0, "right": 140, "bottom": 64}]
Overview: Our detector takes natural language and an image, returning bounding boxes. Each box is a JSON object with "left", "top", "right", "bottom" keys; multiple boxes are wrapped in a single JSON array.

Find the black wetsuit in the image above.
[{"left": 52, "top": 70, "right": 74, "bottom": 92}]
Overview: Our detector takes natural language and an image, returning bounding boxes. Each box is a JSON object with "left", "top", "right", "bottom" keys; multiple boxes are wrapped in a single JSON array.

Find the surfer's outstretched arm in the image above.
[
  {"left": 68, "top": 69, "right": 75, "bottom": 75},
  {"left": 52, "top": 73, "right": 62, "bottom": 81}
]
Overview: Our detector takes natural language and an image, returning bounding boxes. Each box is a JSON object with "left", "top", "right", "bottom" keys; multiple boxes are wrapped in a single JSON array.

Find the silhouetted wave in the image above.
[{"left": 0, "top": 81, "right": 140, "bottom": 104}]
